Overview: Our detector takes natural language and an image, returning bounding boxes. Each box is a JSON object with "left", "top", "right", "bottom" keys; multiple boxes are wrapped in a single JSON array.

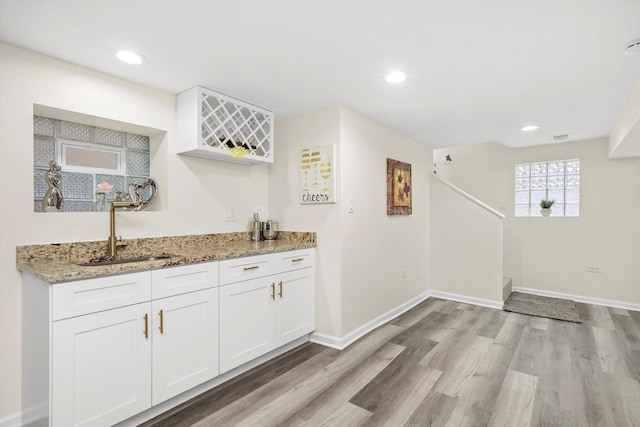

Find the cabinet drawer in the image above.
[
  {"left": 152, "top": 261, "right": 218, "bottom": 299},
  {"left": 274, "top": 248, "right": 315, "bottom": 272},
  {"left": 52, "top": 272, "right": 152, "bottom": 321},
  {"left": 219, "top": 254, "right": 274, "bottom": 285}
]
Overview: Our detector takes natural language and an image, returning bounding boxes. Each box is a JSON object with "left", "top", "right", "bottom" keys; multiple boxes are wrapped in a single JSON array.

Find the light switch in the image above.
[{"left": 224, "top": 209, "right": 235, "bottom": 221}]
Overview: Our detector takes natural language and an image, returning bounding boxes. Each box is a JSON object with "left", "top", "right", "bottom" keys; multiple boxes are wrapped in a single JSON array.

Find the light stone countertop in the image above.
[{"left": 16, "top": 231, "right": 316, "bottom": 284}]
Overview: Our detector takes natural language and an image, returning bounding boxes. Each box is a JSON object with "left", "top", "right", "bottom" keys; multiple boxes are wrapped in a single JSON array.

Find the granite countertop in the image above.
[{"left": 16, "top": 231, "right": 316, "bottom": 284}]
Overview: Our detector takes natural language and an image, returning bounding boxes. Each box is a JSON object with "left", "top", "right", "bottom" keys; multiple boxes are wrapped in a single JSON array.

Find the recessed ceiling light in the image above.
[
  {"left": 520, "top": 124, "right": 540, "bottom": 132},
  {"left": 115, "top": 50, "right": 145, "bottom": 65},
  {"left": 385, "top": 71, "right": 406, "bottom": 84}
]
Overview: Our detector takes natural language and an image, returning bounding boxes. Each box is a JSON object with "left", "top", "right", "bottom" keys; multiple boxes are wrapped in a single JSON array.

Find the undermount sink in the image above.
[{"left": 77, "top": 254, "right": 172, "bottom": 267}]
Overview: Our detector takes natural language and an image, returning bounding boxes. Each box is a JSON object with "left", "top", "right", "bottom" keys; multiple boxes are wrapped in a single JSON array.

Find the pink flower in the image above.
[{"left": 96, "top": 181, "right": 113, "bottom": 194}]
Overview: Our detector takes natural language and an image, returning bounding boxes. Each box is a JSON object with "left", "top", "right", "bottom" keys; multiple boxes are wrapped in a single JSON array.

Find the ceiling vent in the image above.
[
  {"left": 553, "top": 134, "right": 570, "bottom": 141},
  {"left": 625, "top": 38, "right": 640, "bottom": 55}
]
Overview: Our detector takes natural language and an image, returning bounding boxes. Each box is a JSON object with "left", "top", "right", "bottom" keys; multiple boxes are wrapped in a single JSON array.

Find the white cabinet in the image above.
[
  {"left": 152, "top": 288, "right": 219, "bottom": 405},
  {"left": 150, "top": 262, "right": 220, "bottom": 404},
  {"left": 176, "top": 86, "right": 274, "bottom": 165},
  {"left": 275, "top": 269, "right": 315, "bottom": 347},
  {"left": 26, "top": 261, "right": 219, "bottom": 427},
  {"left": 51, "top": 302, "right": 152, "bottom": 427},
  {"left": 22, "top": 248, "right": 314, "bottom": 427},
  {"left": 219, "top": 249, "right": 315, "bottom": 373},
  {"left": 219, "top": 277, "right": 276, "bottom": 373}
]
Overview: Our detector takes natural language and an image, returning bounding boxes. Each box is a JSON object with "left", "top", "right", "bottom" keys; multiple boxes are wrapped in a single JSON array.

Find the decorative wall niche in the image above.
[{"left": 32, "top": 105, "right": 164, "bottom": 213}]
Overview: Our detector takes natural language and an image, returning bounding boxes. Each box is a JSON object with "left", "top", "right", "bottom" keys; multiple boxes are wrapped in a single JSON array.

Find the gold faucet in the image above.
[{"left": 107, "top": 201, "right": 140, "bottom": 257}]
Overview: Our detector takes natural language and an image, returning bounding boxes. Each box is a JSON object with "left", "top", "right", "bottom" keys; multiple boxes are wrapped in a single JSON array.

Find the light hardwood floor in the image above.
[{"left": 142, "top": 297, "right": 640, "bottom": 427}]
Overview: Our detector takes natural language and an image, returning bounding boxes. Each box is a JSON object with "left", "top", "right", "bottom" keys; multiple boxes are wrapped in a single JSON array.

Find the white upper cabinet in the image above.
[{"left": 176, "top": 86, "right": 274, "bottom": 165}]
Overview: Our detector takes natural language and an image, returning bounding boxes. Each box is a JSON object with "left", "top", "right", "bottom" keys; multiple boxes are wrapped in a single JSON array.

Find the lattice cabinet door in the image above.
[{"left": 176, "top": 86, "right": 274, "bottom": 165}]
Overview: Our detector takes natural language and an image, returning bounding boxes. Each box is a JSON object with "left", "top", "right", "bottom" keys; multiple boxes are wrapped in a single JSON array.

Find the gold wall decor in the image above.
[
  {"left": 300, "top": 144, "right": 336, "bottom": 204},
  {"left": 387, "top": 158, "right": 412, "bottom": 215}
]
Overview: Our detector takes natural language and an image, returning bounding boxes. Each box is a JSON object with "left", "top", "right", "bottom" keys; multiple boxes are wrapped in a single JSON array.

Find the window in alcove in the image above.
[{"left": 33, "top": 115, "right": 151, "bottom": 212}]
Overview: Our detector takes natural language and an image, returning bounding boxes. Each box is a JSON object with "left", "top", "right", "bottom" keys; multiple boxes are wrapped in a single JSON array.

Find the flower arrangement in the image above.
[
  {"left": 96, "top": 181, "right": 113, "bottom": 195},
  {"left": 94, "top": 181, "right": 113, "bottom": 212}
]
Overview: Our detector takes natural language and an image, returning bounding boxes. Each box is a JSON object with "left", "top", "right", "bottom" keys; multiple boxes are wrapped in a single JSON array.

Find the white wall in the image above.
[
  {"left": 339, "top": 108, "right": 430, "bottom": 335},
  {"left": 429, "top": 176, "right": 503, "bottom": 303},
  {"left": 610, "top": 80, "right": 640, "bottom": 158},
  {"left": 0, "top": 43, "right": 269, "bottom": 420},
  {"left": 269, "top": 106, "right": 343, "bottom": 337},
  {"left": 434, "top": 139, "right": 640, "bottom": 305},
  {"left": 270, "top": 106, "right": 431, "bottom": 339}
]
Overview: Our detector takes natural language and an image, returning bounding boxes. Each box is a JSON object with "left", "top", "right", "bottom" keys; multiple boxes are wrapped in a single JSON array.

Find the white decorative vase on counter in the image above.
[{"left": 540, "top": 208, "right": 551, "bottom": 217}]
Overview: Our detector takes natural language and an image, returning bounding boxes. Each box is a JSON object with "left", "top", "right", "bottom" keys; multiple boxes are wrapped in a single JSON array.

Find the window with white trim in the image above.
[
  {"left": 514, "top": 159, "right": 580, "bottom": 217},
  {"left": 33, "top": 115, "right": 150, "bottom": 212}
]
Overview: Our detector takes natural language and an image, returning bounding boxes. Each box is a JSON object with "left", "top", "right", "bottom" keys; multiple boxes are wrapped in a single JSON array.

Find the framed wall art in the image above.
[
  {"left": 387, "top": 158, "right": 412, "bottom": 215},
  {"left": 300, "top": 144, "right": 336, "bottom": 204}
]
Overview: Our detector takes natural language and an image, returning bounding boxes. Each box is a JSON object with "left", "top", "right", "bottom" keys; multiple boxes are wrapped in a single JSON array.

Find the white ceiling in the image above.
[{"left": 1, "top": 0, "right": 639, "bottom": 149}]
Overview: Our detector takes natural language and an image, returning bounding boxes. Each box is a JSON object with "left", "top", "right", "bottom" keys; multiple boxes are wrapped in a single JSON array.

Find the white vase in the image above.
[{"left": 540, "top": 208, "right": 551, "bottom": 217}]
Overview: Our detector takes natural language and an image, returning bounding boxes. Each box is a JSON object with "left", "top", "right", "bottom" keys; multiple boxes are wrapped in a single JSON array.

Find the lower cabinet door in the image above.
[
  {"left": 52, "top": 303, "right": 152, "bottom": 427},
  {"left": 151, "top": 288, "right": 219, "bottom": 405},
  {"left": 275, "top": 268, "right": 315, "bottom": 347},
  {"left": 219, "top": 278, "right": 275, "bottom": 373}
]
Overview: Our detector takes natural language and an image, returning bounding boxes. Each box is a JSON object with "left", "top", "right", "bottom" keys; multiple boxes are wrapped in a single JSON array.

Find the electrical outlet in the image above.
[
  {"left": 400, "top": 269, "right": 407, "bottom": 279},
  {"left": 587, "top": 265, "right": 602, "bottom": 273},
  {"left": 224, "top": 209, "right": 236, "bottom": 222}
]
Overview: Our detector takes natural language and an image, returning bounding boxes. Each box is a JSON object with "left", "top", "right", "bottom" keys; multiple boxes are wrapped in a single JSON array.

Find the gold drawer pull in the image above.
[
  {"left": 278, "top": 281, "right": 283, "bottom": 298},
  {"left": 244, "top": 265, "right": 259, "bottom": 271},
  {"left": 292, "top": 258, "right": 304, "bottom": 263},
  {"left": 143, "top": 313, "right": 149, "bottom": 339},
  {"left": 270, "top": 283, "right": 275, "bottom": 300},
  {"left": 158, "top": 310, "right": 164, "bottom": 334}
]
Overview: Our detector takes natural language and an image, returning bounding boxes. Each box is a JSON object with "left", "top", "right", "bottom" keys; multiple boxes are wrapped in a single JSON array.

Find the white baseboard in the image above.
[
  {"left": 310, "top": 290, "right": 504, "bottom": 351},
  {"left": 512, "top": 287, "right": 640, "bottom": 313},
  {"left": 310, "top": 291, "right": 431, "bottom": 350},
  {"left": 428, "top": 290, "right": 504, "bottom": 310},
  {"left": 0, "top": 412, "right": 21, "bottom": 427}
]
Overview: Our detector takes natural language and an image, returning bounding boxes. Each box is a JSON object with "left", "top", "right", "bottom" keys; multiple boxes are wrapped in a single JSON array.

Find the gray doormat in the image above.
[{"left": 503, "top": 292, "right": 582, "bottom": 323}]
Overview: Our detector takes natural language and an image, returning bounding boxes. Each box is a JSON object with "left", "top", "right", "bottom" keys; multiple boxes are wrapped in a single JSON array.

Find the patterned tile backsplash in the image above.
[
  {"left": 34, "top": 138, "right": 56, "bottom": 167},
  {"left": 94, "top": 127, "right": 124, "bottom": 147},
  {"left": 33, "top": 116, "right": 151, "bottom": 212},
  {"left": 126, "top": 151, "right": 150, "bottom": 176},
  {"left": 33, "top": 116, "right": 55, "bottom": 137},
  {"left": 59, "top": 120, "right": 92, "bottom": 142},
  {"left": 126, "top": 133, "right": 150, "bottom": 151}
]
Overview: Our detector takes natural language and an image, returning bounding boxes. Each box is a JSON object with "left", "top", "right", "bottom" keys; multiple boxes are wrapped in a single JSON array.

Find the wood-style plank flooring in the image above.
[{"left": 142, "top": 298, "right": 640, "bottom": 427}]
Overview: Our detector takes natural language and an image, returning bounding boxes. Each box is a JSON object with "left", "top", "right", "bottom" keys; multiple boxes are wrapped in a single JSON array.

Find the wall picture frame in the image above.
[
  {"left": 300, "top": 144, "right": 336, "bottom": 204},
  {"left": 387, "top": 158, "right": 412, "bottom": 215}
]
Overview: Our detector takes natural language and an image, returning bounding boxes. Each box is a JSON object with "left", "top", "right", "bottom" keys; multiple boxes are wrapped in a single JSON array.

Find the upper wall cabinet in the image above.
[{"left": 176, "top": 86, "right": 274, "bottom": 165}]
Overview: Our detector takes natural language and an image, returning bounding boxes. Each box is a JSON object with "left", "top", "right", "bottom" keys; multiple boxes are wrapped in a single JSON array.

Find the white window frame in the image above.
[
  {"left": 58, "top": 139, "right": 125, "bottom": 175},
  {"left": 514, "top": 159, "right": 580, "bottom": 217}
]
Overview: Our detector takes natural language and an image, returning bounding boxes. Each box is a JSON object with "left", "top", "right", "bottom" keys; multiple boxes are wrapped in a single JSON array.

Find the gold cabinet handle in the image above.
[
  {"left": 271, "top": 283, "right": 275, "bottom": 300},
  {"left": 158, "top": 309, "right": 164, "bottom": 334},
  {"left": 278, "top": 281, "right": 283, "bottom": 298},
  {"left": 244, "top": 265, "right": 259, "bottom": 271},
  {"left": 143, "top": 313, "right": 149, "bottom": 339},
  {"left": 292, "top": 258, "right": 304, "bottom": 263}
]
